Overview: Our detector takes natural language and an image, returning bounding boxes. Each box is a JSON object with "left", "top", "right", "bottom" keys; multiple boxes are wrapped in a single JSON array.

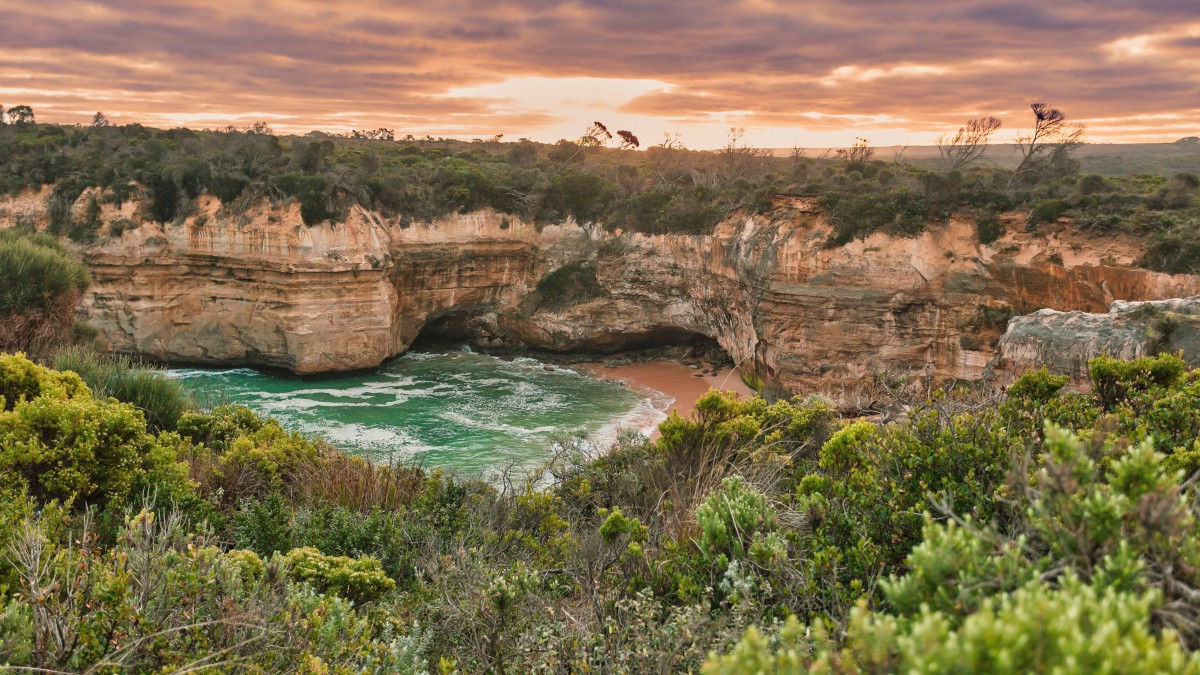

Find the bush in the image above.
[
  {"left": 695, "top": 475, "right": 784, "bottom": 569},
  {"left": 976, "top": 213, "right": 1004, "bottom": 244},
  {"left": 283, "top": 546, "right": 396, "bottom": 604},
  {"left": 0, "top": 392, "right": 191, "bottom": 509},
  {"left": 535, "top": 261, "right": 604, "bottom": 309},
  {"left": 542, "top": 171, "right": 613, "bottom": 223},
  {"left": 53, "top": 346, "right": 192, "bottom": 431},
  {"left": 818, "top": 420, "right": 877, "bottom": 474},
  {"left": 821, "top": 185, "right": 930, "bottom": 245},
  {"left": 9, "top": 351, "right": 1200, "bottom": 670},
  {"left": 1027, "top": 198, "right": 1071, "bottom": 225},
  {"left": 1007, "top": 367, "right": 1069, "bottom": 403},
  {"left": 1090, "top": 353, "right": 1186, "bottom": 409},
  {"left": 707, "top": 424, "right": 1200, "bottom": 673},
  {"left": 0, "top": 230, "right": 89, "bottom": 354},
  {"left": 0, "top": 352, "right": 89, "bottom": 411},
  {"left": 1, "top": 509, "right": 419, "bottom": 671}
]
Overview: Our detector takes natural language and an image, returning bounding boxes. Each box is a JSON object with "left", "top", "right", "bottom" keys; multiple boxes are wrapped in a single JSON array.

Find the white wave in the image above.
[
  {"left": 438, "top": 410, "right": 559, "bottom": 439},
  {"left": 587, "top": 392, "right": 672, "bottom": 454},
  {"left": 166, "top": 367, "right": 261, "bottom": 380}
]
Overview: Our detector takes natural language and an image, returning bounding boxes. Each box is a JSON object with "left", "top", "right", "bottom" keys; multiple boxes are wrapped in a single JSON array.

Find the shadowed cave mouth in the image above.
[{"left": 409, "top": 310, "right": 733, "bottom": 368}]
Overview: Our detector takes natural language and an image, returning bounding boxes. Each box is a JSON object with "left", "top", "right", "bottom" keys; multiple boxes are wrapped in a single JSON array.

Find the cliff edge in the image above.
[{"left": 4, "top": 187, "right": 1199, "bottom": 403}]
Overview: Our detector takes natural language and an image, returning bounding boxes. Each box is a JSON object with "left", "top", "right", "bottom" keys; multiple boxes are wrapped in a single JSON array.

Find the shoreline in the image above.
[{"left": 577, "top": 358, "right": 755, "bottom": 438}]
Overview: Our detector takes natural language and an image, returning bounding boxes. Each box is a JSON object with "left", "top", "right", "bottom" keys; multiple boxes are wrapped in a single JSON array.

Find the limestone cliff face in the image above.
[
  {"left": 994, "top": 296, "right": 1200, "bottom": 385},
  {"left": 3, "top": 189, "right": 1199, "bottom": 401}
]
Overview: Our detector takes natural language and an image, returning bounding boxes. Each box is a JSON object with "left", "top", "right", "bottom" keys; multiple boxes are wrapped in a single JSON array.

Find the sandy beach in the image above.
[{"left": 579, "top": 359, "right": 754, "bottom": 435}]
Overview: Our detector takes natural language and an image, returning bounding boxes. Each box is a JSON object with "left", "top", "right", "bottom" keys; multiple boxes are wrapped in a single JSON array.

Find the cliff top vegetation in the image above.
[{"left": 2, "top": 104, "right": 1200, "bottom": 272}]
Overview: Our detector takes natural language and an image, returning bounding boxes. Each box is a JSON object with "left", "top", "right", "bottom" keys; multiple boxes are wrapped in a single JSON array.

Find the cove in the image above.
[{"left": 168, "top": 350, "right": 669, "bottom": 476}]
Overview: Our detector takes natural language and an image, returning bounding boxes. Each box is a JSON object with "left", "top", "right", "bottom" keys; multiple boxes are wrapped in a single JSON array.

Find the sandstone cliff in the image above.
[{"left": 3, "top": 187, "right": 1199, "bottom": 403}]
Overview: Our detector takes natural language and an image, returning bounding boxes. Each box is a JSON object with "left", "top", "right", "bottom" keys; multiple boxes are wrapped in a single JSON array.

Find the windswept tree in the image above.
[
  {"left": 91, "top": 112, "right": 111, "bottom": 128},
  {"left": 6, "top": 104, "right": 35, "bottom": 125},
  {"left": 352, "top": 128, "right": 394, "bottom": 141},
  {"left": 552, "top": 121, "right": 639, "bottom": 166},
  {"left": 720, "top": 127, "right": 772, "bottom": 180},
  {"left": 579, "top": 121, "right": 613, "bottom": 148},
  {"left": 835, "top": 137, "right": 875, "bottom": 163},
  {"left": 937, "top": 116, "right": 1002, "bottom": 171},
  {"left": 1009, "top": 102, "right": 1084, "bottom": 187},
  {"left": 246, "top": 120, "right": 274, "bottom": 135}
]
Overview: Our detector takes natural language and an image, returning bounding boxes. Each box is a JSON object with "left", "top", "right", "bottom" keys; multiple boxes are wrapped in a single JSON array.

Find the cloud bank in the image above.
[{"left": 1, "top": 0, "right": 1197, "bottom": 147}]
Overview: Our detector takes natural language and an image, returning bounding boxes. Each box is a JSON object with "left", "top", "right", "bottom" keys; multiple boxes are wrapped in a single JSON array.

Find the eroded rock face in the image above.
[
  {"left": 993, "top": 296, "right": 1200, "bottom": 385},
  {"left": 4, "top": 189, "right": 1200, "bottom": 402}
]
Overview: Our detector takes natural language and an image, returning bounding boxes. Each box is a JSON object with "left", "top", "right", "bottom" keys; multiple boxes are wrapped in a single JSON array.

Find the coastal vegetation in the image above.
[
  {"left": 4, "top": 105, "right": 1200, "bottom": 671},
  {"left": 4, "top": 348, "right": 1200, "bottom": 671},
  {"left": 0, "top": 228, "right": 90, "bottom": 356},
  {"left": 2, "top": 105, "right": 1199, "bottom": 271}
]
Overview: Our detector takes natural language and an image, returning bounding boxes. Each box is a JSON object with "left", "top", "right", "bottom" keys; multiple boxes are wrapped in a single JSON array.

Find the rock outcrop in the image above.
[
  {"left": 993, "top": 296, "right": 1200, "bottom": 385},
  {"left": 4, "top": 188, "right": 1200, "bottom": 403}
]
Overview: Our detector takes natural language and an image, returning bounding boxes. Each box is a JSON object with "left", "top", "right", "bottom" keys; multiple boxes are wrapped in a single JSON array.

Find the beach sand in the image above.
[{"left": 579, "top": 359, "right": 754, "bottom": 436}]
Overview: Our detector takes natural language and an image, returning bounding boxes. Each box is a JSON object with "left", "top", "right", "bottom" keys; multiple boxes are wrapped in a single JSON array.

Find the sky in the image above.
[{"left": 1, "top": 0, "right": 1198, "bottom": 149}]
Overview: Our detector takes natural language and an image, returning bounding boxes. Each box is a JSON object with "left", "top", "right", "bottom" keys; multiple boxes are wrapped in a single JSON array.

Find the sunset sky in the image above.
[{"left": 1, "top": 1, "right": 1198, "bottom": 148}]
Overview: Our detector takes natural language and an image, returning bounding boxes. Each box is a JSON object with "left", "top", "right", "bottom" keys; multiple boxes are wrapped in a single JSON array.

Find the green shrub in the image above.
[
  {"left": 695, "top": 476, "right": 784, "bottom": 569},
  {"left": 976, "top": 213, "right": 1004, "bottom": 244},
  {"left": 818, "top": 420, "right": 877, "bottom": 474},
  {"left": 53, "top": 346, "right": 192, "bottom": 431},
  {"left": 0, "top": 231, "right": 90, "bottom": 354},
  {"left": 0, "top": 393, "right": 191, "bottom": 509},
  {"left": 0, "top": 352, "right": 89, "bottom": 411},
  {"left": 272, "top": 173, "right": 333, "bottom": 225},
  {"left": 1090, "top": 353, "right": 1186, "bottom": 409},
  {"left": 283, "top": 546, "right": 396, "bottom": 604},
  {"left": 0, "top": 509, "right": 419, "bottom": 672},
  {"left": 1007, "top": 367, "right": 1069, "bottom": 403},
  {"left": 542, "top": 171, "right": 614, "bottom": 223},
  {"left": 706, "top": 578, "right": 1200, "bottom": 674},
  {"left": 1027, "top": 198, "right": 1071, "bottom": 225},
  {"left": 0, "top": 229, "right": 89, "bottom": 314},
  {"left": 535, "top": 261, "right": 604, "bottom": 309},
  {"left": 177, "top": 404, "right": 268, "bottom": 453},
  {"left": 821, "top": 185, "right": 930, "bottom": 245}
]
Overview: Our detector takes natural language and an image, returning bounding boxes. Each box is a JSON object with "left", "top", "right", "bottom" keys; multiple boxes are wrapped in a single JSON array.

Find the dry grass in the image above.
[
  {"left": 290, "top": 450, "right": 425, "bottom": 512},
  {"left": 0, "top": 290, "right": 83, "bottom": 358}
]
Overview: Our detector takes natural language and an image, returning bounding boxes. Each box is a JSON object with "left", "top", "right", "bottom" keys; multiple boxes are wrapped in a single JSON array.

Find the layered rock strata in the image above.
[{"left": 4, "top": 188, "right": 1199, "bottom": 402}]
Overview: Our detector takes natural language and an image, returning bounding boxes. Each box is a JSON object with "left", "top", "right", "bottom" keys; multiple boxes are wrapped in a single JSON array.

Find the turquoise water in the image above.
[{"left": 168, "top": 351, "right": 668, "bottom": 476}]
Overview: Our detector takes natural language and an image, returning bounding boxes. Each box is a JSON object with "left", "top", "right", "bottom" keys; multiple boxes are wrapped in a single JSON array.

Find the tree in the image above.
[
  {"left": 719, "top": 128, "right": 772, "bottom": 180},
  {"left": 937, "top": 116, "right": 1002, "bottom": 171},
  {"left": 6, "top": 105, "right": 35, "bottom": 125},
  {"left": 1008, "top": 103, "right": 1084, "bottom": 187},
  {"left": 578, "top": 121, "right": 613, "bottom": 148},
  {"left": 91, "top": 112, "right": 111, "bottom": 128},
  {"left": 548, "top": 139, "right": 584, "bottom": 165},
  {"left": 352, "top": 128, "right": 394, "bottom": 141},
  {"left": 246, "top": 120, "right": 274, "bottom": 135},
  {"left": 835, "top": 137, "right": 875, "bottom": 163},
  {"left": 616, "top": 130, "right": 640, "bottom": 149}
]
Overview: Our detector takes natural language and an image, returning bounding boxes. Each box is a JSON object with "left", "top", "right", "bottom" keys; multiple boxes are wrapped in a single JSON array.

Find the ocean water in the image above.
[{"left": 168, "top": 351, "right": 669, "bottom": 476}]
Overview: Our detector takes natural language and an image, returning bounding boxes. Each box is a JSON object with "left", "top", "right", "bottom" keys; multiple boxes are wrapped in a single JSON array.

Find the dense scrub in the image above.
[
  {"left": 0, "top": 228, "right": 90, "bottom": 356},
  {"left": 0, "top": 121, "right": 766, "bottom": 235},
  {"left": 4, "top": 350, "right": 1200, "bottom": 671},
  {"left": 3, "top": 120, "right": 1200, "bottom": 271}
]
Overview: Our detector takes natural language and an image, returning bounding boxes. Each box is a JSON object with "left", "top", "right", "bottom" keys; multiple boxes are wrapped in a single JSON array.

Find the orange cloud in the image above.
[{"left": 0, "top": 0, "right": 1197, "bottom": 147}]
